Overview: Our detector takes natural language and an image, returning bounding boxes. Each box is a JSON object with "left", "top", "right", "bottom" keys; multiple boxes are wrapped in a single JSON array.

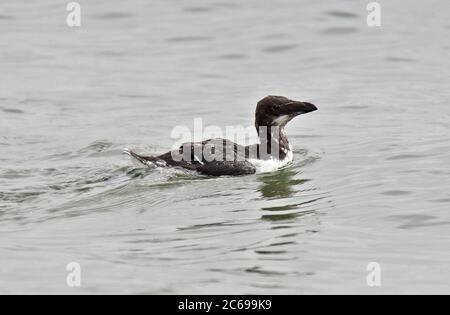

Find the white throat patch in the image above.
[{"left": 273, "top": 115, "right": 291, "bottom": 126}]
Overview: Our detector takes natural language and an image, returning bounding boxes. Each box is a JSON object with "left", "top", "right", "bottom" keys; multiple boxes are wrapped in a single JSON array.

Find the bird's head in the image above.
[{"left": 255, "top": 95, "right": 317, "bottom": 130}]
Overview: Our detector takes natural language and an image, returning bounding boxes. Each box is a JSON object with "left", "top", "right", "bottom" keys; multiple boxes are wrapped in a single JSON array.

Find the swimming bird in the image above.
[{"left": 125, "top": 96, "right": 317, "bottom": 176}]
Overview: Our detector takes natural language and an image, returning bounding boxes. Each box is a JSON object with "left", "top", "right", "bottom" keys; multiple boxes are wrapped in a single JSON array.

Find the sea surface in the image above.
[{"left": 1, "top": 0, "right": 449, "bottom": 294}]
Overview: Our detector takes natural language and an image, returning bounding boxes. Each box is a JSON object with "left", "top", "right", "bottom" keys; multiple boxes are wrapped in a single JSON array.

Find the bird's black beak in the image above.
[{"left": 285, "top": 101, "right": 318, "bottom": 116}]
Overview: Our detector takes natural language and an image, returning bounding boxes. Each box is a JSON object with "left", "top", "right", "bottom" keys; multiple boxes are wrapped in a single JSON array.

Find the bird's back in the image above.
[{"left": 157, "top": 138, "right": 256, "bottom": 175}]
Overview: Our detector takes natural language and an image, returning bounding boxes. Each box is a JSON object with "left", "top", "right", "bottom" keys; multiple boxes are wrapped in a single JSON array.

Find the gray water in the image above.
[{"left": 1, "top": 0, "right": 450, "bottom": 294}]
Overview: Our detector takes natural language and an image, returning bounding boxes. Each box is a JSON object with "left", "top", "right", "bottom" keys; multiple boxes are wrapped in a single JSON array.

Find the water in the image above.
[{"left": 1, "top": 0, "right": 449, "bottom": 294}]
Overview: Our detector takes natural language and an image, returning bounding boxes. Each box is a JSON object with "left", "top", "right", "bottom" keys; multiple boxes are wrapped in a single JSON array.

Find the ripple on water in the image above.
[
  {"left": 95, "top": 12, "right": 135, "bottom": 19},
  {"left": 98, "top": 50, "right": 126, "bottom": 57},
  {"left": 184, "top": 2, "right": 237, "bottom": 14},
  {"left": 0, "top": 191, "right": 44, "bottom": 204},
  {"left": 0, "top": 169, "right": 34, "bottom": 179},
  {"left": 177, "top": 221, "right": 245, "bottom": 232},
  {"left": 78, "top": 140, "right": 114, "bottom": 157},
  {"left": 261, "top": 197, "right": 326, "bottom": 212},
  {"left": 0, "top": 107, "right": 24, "bottom": 114},
  {"left": 386, "top": 153, "right": 428, "bottom": 161},
  {"left": 386, "top": 57, "right": 417, "bottom": 63},
  {"left": 118, "top": 94, "right": 153, "bottom": 99},
  {"left": 167, "top": 36, "right": 212, "bottom": 43},
  {"left": 262, "top": 44, "right": 297, "bottom": 54},
  {"left": 431, "top": 198, "right": 450, "bottom": 203},
  {"left": 36, "top": 163, "right": 198, "bottom": 221},
  {"left": 219, "top": 53, "right": 248, "bottom": 60},
  {"left": 325, "top": 11, "right": 359, "bottom": 19},
  {"left": 320, "top": 27, "right": 358, "bottom": 35},
  {"left": 244, "top": 266, "right": 308, "bottom": 276},
  {"left": 388, "top": 214, "right": 450, "bottom": 230},
  {"left": 0, "top": 15, "right": 15, "bottom": 20},
  {"left": 184, "top": 6, "right": 214, "bottom": 13},
  {"left": 261, "top": 33, "right": 290, "bottom": 40},
  {"left": 380, "top": 190, "right": 412, "bottom": 196},
  {"left": 46, "top": 140, "right": 115, "bottom": 161},
  {"left": 261, "top": 209, "right": 317, "bottom": 222}
]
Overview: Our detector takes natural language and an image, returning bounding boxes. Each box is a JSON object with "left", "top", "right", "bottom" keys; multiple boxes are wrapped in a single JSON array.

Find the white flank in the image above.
[{"left": 248, "top": 144, "right": 293, "bottom": 174}]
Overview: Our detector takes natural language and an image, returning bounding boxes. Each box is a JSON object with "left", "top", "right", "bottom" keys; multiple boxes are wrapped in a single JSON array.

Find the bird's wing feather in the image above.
[
  {"left": 198, "top": 160, "right": 256, "bottom": 176},
  {"left": 159, "top": 139, "right": 256, "bottom": 175}
]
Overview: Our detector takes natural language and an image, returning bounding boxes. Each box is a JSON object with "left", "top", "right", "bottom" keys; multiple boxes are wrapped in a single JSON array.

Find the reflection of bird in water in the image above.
[
  {"left": 258, "top": 167, "right": 330, "bottom": 222},
  {"left": 258, "top": 168, "right": 310, "bottom": 200}
]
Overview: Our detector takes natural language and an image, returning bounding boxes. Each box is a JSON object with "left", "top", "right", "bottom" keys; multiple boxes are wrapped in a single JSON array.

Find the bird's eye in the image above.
[{"left": 273, "top": 104, "right": 281, "bottom": 111}]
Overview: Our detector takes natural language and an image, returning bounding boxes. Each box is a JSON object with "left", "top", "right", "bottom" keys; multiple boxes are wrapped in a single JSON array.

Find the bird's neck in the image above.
[{"left": 256, "top": 125, "right": 291, "bottom": 160}]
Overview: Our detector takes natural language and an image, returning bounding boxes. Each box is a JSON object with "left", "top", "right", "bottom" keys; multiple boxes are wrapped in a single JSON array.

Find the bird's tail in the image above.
[{"left": 123, "top": 148, "right": 166, "bottom": 167}]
